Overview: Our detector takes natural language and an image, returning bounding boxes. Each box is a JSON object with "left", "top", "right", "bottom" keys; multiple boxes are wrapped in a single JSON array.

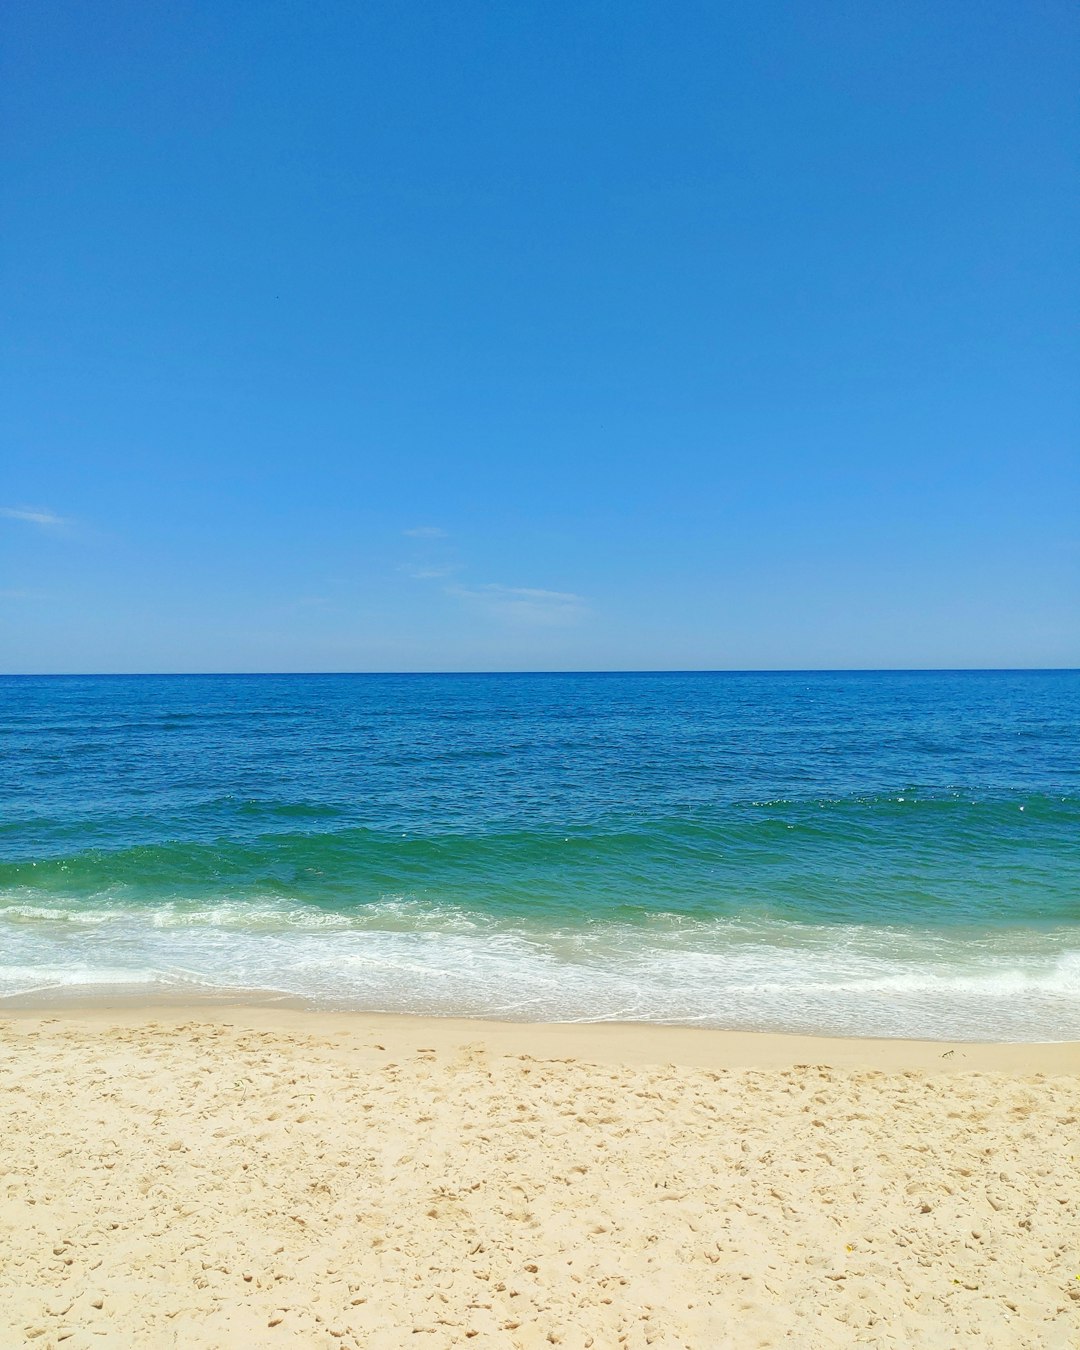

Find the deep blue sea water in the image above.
[{"left": 1, "top": 671, "right": 1077, "bottom": 1039}]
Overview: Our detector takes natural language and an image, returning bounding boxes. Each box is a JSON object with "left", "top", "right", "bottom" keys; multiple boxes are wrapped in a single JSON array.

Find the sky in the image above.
[{"left": 2, "top": 0, "right": 1077, "bottom": 673}]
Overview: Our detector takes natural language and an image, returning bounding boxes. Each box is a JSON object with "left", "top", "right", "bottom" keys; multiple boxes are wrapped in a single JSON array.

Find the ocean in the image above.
[{"left": 1, "top": 670, "right": 1077, "bottom": 1040}]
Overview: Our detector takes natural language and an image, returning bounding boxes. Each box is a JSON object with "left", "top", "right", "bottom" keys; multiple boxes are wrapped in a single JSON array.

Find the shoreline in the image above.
[{"left": 2, "top": 997, "right": 1078, "bottom": 1073}]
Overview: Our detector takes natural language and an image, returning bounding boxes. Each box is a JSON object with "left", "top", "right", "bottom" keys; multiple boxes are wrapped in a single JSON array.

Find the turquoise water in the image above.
[{"left": 1, "top": 671, "right": 1078, "bottom": 1039}]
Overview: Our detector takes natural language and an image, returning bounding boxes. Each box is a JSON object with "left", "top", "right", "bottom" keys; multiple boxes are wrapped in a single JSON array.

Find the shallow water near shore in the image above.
[{"left": 2, "top": 670, "right": 1078, "bottom": 1039}]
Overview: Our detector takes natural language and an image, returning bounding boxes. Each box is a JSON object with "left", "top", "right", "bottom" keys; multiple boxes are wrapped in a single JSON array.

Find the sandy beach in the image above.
[{"left": 0, "top": 1006, "right": 1076, "bottom": 1349}]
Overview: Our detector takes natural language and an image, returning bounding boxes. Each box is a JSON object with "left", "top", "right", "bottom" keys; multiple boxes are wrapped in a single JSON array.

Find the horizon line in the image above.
[{"left": 1, "top": 666, "right": 1077, "bottom": 679}]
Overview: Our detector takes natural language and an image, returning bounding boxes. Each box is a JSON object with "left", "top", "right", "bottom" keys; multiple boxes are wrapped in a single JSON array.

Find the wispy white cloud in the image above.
[
  {"left": 447, "top": 584, "right": 588, "bottom": 626},
  {"left": 0, "top": 506, "right": 70, "bottom": 528},
  {"left": 401, "top": 529, "right": 588, "bottom": 625},
  {"left": 401, "top": 564, "right": 460, "bottom": 581}
]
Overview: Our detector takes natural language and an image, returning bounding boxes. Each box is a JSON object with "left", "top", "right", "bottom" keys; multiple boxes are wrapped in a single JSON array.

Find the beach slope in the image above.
[{"left": 0, "top": 1009, "right": 1076, "bottom": 1348}]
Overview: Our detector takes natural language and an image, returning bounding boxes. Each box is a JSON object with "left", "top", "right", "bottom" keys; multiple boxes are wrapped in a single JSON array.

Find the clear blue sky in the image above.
[{"left": 2, "top": 0, "right": 1077, "bottom": 672}]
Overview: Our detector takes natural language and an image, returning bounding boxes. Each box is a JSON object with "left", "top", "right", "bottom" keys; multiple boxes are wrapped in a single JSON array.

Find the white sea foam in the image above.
[{"left": 0, "top": 893, "right": 1077, "bottom": 1040}]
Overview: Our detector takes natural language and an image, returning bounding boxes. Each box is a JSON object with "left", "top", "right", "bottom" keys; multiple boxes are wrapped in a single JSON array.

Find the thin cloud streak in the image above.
[
  {"left": 400, "top": 532, "right": 589, "bottom": 626},
  {"left": 0, "top": 506, "right": 70, "bottom": 527},
  {"left": 401, "top": 564, "right": 460, "bottom": 581},
  {"left": 446, "top": 583, "right": 589, "bottom": 626}
]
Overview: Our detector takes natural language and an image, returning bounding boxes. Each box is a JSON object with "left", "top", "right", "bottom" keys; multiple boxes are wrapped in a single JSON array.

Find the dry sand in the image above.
[{"left": 0, "top": 1005, "right": 1077, "bottom": 1348}]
